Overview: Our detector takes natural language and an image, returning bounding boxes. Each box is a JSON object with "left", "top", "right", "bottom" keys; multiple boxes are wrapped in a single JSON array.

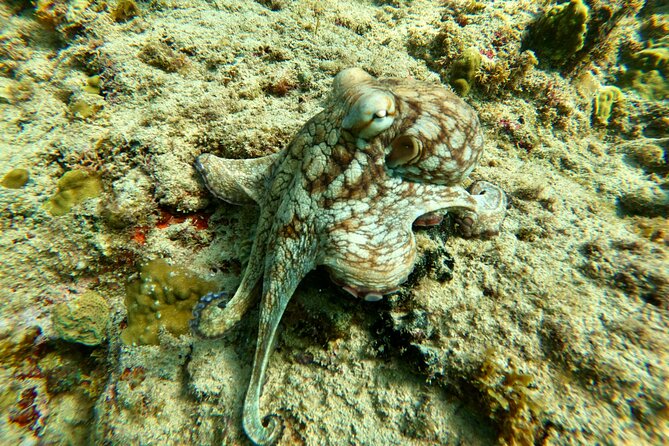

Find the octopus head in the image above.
[{"left": 383, "top": 80, "right": 485, "bottom": 185}]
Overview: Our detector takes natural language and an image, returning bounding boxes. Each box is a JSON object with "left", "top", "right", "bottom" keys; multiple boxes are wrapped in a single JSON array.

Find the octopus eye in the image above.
[
  {"left": 386, "top": 135, "right": 423, "bottom": 168},
  {"left": 342, "top": 91, "right": 396, "bottom": 140}
]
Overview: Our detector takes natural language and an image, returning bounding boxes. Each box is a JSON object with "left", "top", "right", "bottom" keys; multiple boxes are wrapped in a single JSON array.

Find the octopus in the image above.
[{"left": 191, "top": 68, "right": 507, "bottom": 445}]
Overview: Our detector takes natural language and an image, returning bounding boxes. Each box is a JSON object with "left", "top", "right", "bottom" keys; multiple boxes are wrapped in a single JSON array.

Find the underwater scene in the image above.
[{"left": 0, "top": 0, "right": 667, "bottom": 444}]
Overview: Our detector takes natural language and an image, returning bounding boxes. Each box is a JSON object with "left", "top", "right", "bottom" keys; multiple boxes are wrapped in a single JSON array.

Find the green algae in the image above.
[
  {"left": 1, "top": 168, "right": 29, "bottom": 189},
  {"left": 523, "top": 0, "right": 589, "bottom": 68},
  {"left": 448, "top": 47, "right": 482, "bottom": 97},
  {"left": 618, "top": 46, "right": 668, "bottom": 101},
  {"left": 45, "top": 170, "right": 102, "bottom": 216},
  {"left": 121, "top": 259, "right": 217, "bottom": 345},
  {"left": 593, "top": 86, "right": 622, "bottom": 125},
  {"left": 110, "top": 0, "right": 140, "bottom": 22},
  {"left": 52, "top": 291, "right": 110, "bottom": 346}
]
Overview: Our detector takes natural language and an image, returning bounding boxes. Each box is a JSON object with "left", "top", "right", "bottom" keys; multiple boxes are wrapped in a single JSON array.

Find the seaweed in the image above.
[{"left": 1, "top": 168, "right": 29, "bottom": 189}]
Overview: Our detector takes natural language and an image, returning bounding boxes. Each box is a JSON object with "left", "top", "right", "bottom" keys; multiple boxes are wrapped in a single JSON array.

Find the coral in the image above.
[
  {"left": 1, "top": 168, "right": 29, "bottom": 189},
  {"left": 1, "top": 79, "right": 35, "bottom": 103},
  {"left": 593, "top": 86, "right": 622, "bottom": 125},
  {"left": 35, "top": 0, "right": 69, "bottom": 28},
  {"left": 640, "top": 13, "right": 668, "bottom": 42},
  {"left": 121, "top": 259, "right": 217, "bottom": 345},
  {"left": 522, "top": 0, "right": 589, "bottom": 68},
  {"left": 69, "top": 98, "right": 101, "bottom": 118},
  {"left": 51, "top": 291, "right": 110, "bottom": 346},
  {"left": 477, "top": 51, "right": 538, "bottom": 96},
  {"left": 524, "top": 1, "right": 643, "bottom": 74},
  {"left": 448, "top": 47, "right": 482, "bottom": 96},
  {"left": 110, "top": 0, "right": 140, "bottom": 22},
  {"left": 636, "top": 217, "right": 669, "bottom": 245},
  {"left": 407, "top": 20, "right": 464, "bottom": 81},
  {"left": 263, "top": 75, "right": 298, "bottom": 97},
  {"left": 44, "top": 170, "right": 102, "bottom": 216},
  {"left": 255, "top": 0, "right": 286, "bottom": 11},
  {"left": 618, "top": 185, "right": 669, "bottom": 218},
  {"left": 621, "top": 139, "right": 668, "bottom": 175}
]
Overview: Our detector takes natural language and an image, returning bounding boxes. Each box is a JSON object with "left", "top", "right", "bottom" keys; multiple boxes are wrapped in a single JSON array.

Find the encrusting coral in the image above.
[
  {"left": 448, "top": 47, "right": 482, "bottom": 97},
  {"left": 52, "top": 291, "right": 110, "bottom": 346},
  {"left": 593, "top": 85, "right": 622, "bottom": 125},
  {"left": 522, "top": 0, "right": 589, "bottom": 68},
  {"left": 618, "top": 46, "right": 669, "bottom": 101},
  {"left": 121, "top": 259, "right": 216, "bottom": 346}
]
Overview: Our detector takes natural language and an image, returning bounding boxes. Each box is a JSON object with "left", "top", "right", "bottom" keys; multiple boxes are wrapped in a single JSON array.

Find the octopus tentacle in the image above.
[
  {"left": 190, "top": 291, "right": 228, "bottom": 338},
  {"left": 243, "top": 237, "right": 316, "bottom": 446},
  {"left": 455, "top": 181, "right": 507, "bottom": 238},
  {"left": 195, "top": 152, "right": 281, "bottom": 205},
  {"left": 191, "top": 212, "right": 274, "bottom": 338},
  {"left": 400, "top": 182, "right": 506, "bottom": 234},
  {"left": 190, "top": 268, "right": 262, "bottom": 338}
]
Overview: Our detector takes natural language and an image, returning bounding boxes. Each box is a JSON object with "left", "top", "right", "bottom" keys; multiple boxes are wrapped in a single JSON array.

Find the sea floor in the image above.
[{"left": 0, "top": 0, "right": 667, "bottom": 445}]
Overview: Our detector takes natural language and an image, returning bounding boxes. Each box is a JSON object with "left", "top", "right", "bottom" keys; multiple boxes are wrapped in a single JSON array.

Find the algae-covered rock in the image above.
[
  {"left": 523, "top": 0, "right": 589, "bottom": 68},
  {"left": 45, "top": 170, "right": 102, "bottom": 216},
  {"left": 110, "top": 0, "right": 140, "bottom": 22},
  {"left": 52, "top": 291, "right": 110, "bottom": 346},
  {"left": 593, "top": 86, "right": 622, "bottom": 125},
  {"left": 618, "top": 46, "right": 669, "bottom": 101},
  {"left": 122, "top": 259, "right": 217, "bottom": 345},
  {"left": 448, "top": 48, "right": 482, "bottom": 97},
  {"left": 619, "top": 185, "right": 669, "bottom": 218},
  {"left": 83, "top": 75, "right": 102, "bottom": 95},
  {"left": 1, "top": 168, "right": 29, "bottom": 189}
]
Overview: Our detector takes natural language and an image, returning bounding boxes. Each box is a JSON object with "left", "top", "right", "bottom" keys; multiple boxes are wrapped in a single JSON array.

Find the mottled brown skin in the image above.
[{"left": 192, "top": 68, "right": 506, "bottom": 445}]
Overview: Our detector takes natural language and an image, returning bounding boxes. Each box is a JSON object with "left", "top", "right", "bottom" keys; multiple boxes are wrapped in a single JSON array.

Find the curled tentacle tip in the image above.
[
  {"left": 244, "top": 414, "right": 282, "bottom": 446},
  {"left": 190, "top": 291, "right": 229, "bottom": 338}
]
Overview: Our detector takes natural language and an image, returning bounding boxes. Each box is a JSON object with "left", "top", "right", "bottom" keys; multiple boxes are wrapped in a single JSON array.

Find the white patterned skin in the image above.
[{"left": 192, "top": 68, "right": 506, "bottom": 445}]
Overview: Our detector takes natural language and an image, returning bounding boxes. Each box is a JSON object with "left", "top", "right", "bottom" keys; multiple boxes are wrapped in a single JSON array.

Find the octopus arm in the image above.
[
  {"left": 243, "top": 235, "right": 317, "bottom": 446},
  {"left": 195, "top": 152, "right": 282, "bottom": 205},
  {"left": 406, "top": 181, "right": 507, "bottom": 236},
  {"left": 191, "top": 212, "right": 275, "bottom": 338}
]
